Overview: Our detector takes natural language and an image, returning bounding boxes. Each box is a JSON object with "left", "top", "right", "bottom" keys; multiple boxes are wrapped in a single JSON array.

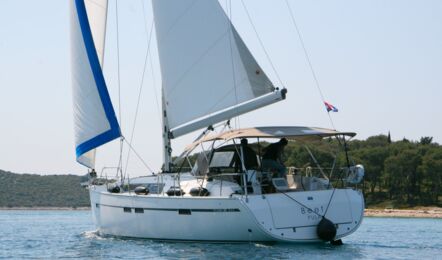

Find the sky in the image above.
[{"left": 0, "top": 0, "right": 441, "bottom": 176}]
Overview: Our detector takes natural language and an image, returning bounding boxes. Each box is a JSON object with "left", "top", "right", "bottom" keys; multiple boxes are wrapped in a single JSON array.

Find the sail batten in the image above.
[
  {"left": 71, "top": 0, "right": 120, "bottom": 168},
  {"left": 153, "top": 0, "right": 283, "bottom": 137}
]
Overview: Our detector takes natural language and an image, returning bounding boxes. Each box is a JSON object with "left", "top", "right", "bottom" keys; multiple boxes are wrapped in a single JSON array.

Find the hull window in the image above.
[
  {"left": 123, "top": 207, "right": 132, "bottom": 213},
  {"left": 178, "top": 209, "right": 191, "bottom": 215},
  {"left": 135, "top": 208, "right": 144, "bottom": 213}
]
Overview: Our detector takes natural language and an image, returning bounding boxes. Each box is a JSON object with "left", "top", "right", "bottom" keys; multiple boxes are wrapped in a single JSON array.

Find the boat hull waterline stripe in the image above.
[
  {"left": 97, "top": 204, "right": 352, "bottom": 229},
  {"left": 97, "top": 203, "right": 240, "bottom": 213},
  {"left": 74, "top": 0, "right": 120, "bottom": 161}
]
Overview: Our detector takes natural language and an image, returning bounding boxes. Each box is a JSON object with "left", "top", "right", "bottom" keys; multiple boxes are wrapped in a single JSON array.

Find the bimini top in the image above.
[{"left": 185, "top": 126, "right": 356, "bottom": 152}]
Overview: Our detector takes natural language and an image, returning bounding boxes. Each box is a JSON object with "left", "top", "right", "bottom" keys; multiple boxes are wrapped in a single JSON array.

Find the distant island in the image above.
[
  {"left": 0, "top": 170, "right": 89, "bottom": 208},
  {"left": 0, "top": 134, "right": 441, "bottom": 210}
]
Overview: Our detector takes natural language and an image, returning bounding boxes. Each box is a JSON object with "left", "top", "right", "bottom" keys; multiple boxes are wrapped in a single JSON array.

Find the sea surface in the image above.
[{"left": 0, "top": 210, "right": 441, "bottom": 260}]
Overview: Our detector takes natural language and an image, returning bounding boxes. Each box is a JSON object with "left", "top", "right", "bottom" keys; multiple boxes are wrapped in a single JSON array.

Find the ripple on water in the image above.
[{"left": 0, "top": 211, "right": 441, "bottom": 260}]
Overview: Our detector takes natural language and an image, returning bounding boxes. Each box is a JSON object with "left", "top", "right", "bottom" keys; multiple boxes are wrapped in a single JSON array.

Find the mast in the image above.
[{"left": 162, "top": 89, "right": 172, "bottom": 172}]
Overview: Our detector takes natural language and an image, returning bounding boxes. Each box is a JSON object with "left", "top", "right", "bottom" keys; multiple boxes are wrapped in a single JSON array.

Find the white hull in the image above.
[
  {"left": 89, "top": 186, "right": 364, "bottom": 242},
  {"left": 72, "top": 0, "right": 365, "bottom": 244}
]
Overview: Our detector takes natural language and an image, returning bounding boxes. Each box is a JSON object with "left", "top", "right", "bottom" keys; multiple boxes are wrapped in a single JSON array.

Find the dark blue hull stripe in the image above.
[{"left": 97, "top": 203, "right": 240, "bottom": 213}]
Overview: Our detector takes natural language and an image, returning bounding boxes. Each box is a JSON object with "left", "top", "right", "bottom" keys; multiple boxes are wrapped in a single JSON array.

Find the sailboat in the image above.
[{"left": 71, "top": 0, "right": 365, "bottom": 243}]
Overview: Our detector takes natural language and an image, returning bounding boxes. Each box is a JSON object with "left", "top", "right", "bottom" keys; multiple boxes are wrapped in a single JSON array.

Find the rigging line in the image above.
[
  {"left": 142, "top": 0, "right": 161, "bottom": 122},
  {"left": 240, "top": 0, "right": 285, "bottom": 88},
  {"left": 279, "top": 191, "right": 323, "bottom": 217},
  {"left": 115, "top": 0, "right": 124, "bottom": 181},
  {"left": 160, "top": 0, "right": 199, "bottom": 42},
  {"left": 123, "top": 138, "right": 154, "bottom": 174},
  {"left": 284, "top": 0, "right": 336, "bottom": 130},
  {"left": 279, "top": 187, "right": 337, "bottom": 219},
  {"left": 123, "top": 8, "right": 155, "bottom": 180},
  {"left": 327, "top": 137, "right": 342, "bottom": 181},
  {"left": 149, "top": 50, "right": 161, "bottom": 120},
  {"left": 323, "top": 188, "right": 337, "bottom": 217},
  {"left": 303, "top": 144, "right": 328, "bottom": 180},
  {"left": 115, "top": 0, "right": 122, "bottom": 125},
  {"left": 226, "top": 0, "right": 240, "bottom": 129}
]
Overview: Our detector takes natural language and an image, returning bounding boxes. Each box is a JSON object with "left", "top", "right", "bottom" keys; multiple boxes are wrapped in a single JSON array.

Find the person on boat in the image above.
[
  {"left": 89, "top": 169, "right": 97, "bottom": 179},
  {"left": 232, "top": 138, "right": 258, "bottom": 172},
  {"left": 261, "top": 138, "right": 288, "bottom": 178}
]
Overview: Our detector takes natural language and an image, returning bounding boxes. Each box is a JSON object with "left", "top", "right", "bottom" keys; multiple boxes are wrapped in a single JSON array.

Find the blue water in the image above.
[{"left": 0, "top": 211, "right": 441, "bottom": 259}]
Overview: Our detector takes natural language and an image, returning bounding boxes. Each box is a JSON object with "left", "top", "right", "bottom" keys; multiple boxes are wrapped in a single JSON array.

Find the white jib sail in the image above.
[
  {"left": 71, "top": 0, "right": 120, "bottom": 168},
  {"left": 152, "top": 0, "right": 285, "bottom": 138}
]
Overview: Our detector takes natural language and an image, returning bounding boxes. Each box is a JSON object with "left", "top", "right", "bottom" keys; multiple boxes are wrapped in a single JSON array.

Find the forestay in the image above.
[
  {"left": 152, "top": 0, "right": 285, "bottom": 138},
  {"left": 70, "top": 0, "right": 120, "bottom": 168}
]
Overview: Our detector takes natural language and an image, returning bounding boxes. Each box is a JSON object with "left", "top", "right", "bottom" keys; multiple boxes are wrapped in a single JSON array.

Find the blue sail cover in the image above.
[{"left": 70, "top": 0, "right": 120, "bottom": 168}]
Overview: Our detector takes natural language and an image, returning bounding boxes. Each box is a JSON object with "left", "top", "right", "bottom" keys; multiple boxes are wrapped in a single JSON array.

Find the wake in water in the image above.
[{"left": 81, "top": 230, "right": 106, "bottom": 240}]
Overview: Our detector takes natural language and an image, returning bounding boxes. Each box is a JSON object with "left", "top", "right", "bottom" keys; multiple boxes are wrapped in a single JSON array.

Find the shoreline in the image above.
[
  {"left": 364, "top": 207, "right": 442, "bottom": 218},
  {"left": 1, "top": 207, "right": 441, "bottom": 218}
]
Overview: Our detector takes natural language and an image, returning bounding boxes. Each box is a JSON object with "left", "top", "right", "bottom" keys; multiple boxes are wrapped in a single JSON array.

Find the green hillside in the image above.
[
  {"left": 0, "top": 134, "right": 441, "bottom": 209},
  {"left": 180, "top": 134, "right": 442, "bottom": 208},
  {"left": 0, "top": 170, "right": 89, "bottom": 208}
]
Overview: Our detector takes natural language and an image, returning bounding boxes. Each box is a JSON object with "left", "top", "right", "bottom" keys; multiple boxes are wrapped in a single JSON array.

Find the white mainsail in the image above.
[
  {"left": 70, "top": 0, "right": 120, "bottom": 168},
  {"left": 152, "top": 0, "right": 286, "bottom": 138}
]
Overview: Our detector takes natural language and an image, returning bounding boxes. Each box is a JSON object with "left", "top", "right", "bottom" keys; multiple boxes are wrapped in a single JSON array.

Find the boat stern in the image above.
[{"left": 241, "top": 188, "right": 364, "bottom": 242}]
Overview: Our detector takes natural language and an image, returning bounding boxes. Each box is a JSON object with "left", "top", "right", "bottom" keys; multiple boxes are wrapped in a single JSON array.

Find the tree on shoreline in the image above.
[{"left": 0, "top": 135, "right": 440, "bottom": 208}]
